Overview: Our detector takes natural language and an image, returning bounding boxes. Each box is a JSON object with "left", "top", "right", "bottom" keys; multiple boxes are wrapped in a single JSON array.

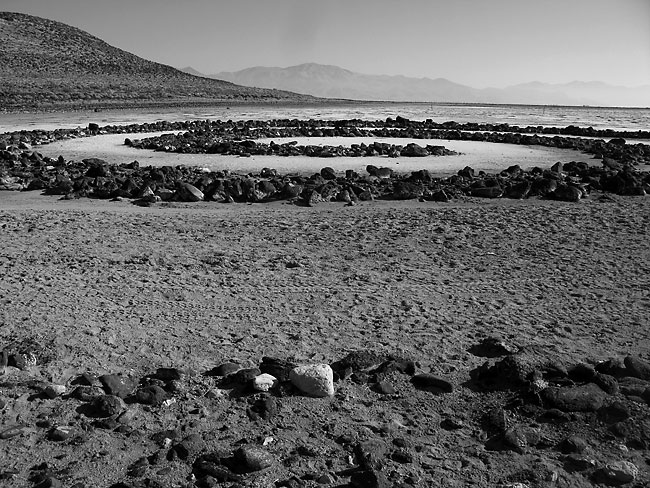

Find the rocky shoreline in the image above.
[{"left": 1, "top": 118, "right": 649, "bottom": 205}]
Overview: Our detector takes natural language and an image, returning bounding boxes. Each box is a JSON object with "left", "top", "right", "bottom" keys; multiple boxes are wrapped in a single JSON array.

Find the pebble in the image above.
[
  {"left": 373, "top": 380, "right": 396, "bottom": 395},
  {"left": 224, "top": 367, "right": 261, "bottom": 387},
  {"left": 290, "top": 364, "right": 335, "bottom": 397},
  {"left": 90, "top": 394, "right": 126, "bottom": 417},
  {"left": 355, "top": 439, "right": 387, "bottom": 470},
  {"left": 0, "top": 424, "right": 26, "bottom": 439},
  {"left": 233, "top": 445, "right": 275, "bottom": 471},
  {"left": 42, "top": 384, "right": 67, "bottom": 399},
  {"left": 252, "top": 373, "right": 277, "bottom": 392},
  {"left": 70, "top": 386, "right": 105, "bottom": 401},
  {"left": 503, "top": 425, "right": 540, "bottom": 451},
  {"left": 560, "top": 435, "right": 589, "bottom": 454},
  {"left": 135, "top": 385, "right": 168, "bottom": 405},
  {"left": 98, "top": 374, "right": 135, "bottom": 399},
  {"left": 172, "top": 433, "right": 205, "bottom": 460},
  {"left": 48, "top": 426, "right": 73, "bottom": 442}
]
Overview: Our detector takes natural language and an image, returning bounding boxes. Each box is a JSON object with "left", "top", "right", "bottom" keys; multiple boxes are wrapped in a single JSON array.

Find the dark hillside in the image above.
[{"left": 0, "top": 12, "right": 313, "bottom": 111}]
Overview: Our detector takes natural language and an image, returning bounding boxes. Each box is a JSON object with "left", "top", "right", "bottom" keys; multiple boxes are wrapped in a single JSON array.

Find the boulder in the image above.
[
  {"left": 401, "top": 143, "right": 428, "bottom": 157},
  {"left": 392, "top": 181, "right": 422, "bottom": 200},
  {"left": 552, "top": 184, "right": 582, "bottom": 202},
  {"left": 290, "top": 364, "right": 335, "bottom": 397},
  {"left": 471, "top": 186, "right": 503, "bottom": 198},
  {"left": 624, "top": 355, "right": 650, "bottom": 380},
  {"left": 320, "top": 167, "right": 336, "bottom": 180},
  {"left": 541, "top": 383, "right": 608, "bottom": 412},
  {"left": 176, "top": 182, "right": 204, "bottom": 202}
]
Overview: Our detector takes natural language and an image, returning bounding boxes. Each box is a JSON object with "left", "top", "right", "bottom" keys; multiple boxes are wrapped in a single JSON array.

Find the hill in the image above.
[
  {"left": 213, "top": 63, "right": 480, "bottom": 103},
  {"left": 212, "top": 63, "right": 650, "bottom": 107},
  {"left": 0, "top": 12, "right": 313, "bottom": 111}
]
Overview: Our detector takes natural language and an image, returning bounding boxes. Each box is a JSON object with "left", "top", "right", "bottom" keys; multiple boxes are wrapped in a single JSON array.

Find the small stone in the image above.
[
  {"left": 503, "top": 426, "right": 540, "bottom": 451},
  {"left": 411, "top": 373, "right": 453, "bottom": 393},
  {"left": 127, "top": 457, "right": 149, "bottom": 477},
  {"left": 253, "top": 373, "right": 277, "bottom": 392},
  {"left": 595, "top": 460, "right": 638, "bottom": 484},
  {"left": 355, "top": 439, "right": 387, "bottom": 470},
  {"left": 98, "top": 374, "right": 135, "bottom": 399},
  {"left": 391, "top": 449, "right": 414, "bottom": 464},
  {"left": 233, "top": 445, "right": 275, "bottom": 472},
  {"left": 440, "top": 417, "right": 464, "bottom": 430},
  {"left": 560, "top": 435, "right": 589, "bottom": 454},
  {"left": 223, "top": 367, "right": 261, "bottom": 387},
  {"left": 172, "top": 433, "right": 205, "bottom": 460},
  {"left": 290, "top": 364, "right": 335, "bottom": 397},
  {"left": 373, "top": 381, "right": 396, "bottom": 395},
  {"left": 564, "top": 454, "right": 596, "bottom": 472},
  {"left": 90, "top": 394, "right": 126, "bottom": 417},
  {"left": 42, "top": 385, "right": 66, "bottom": 399},
  {"left": 70, "top": 386, "right": 105, "bottom": 401},
  {"left": 316, "top": 473, "right": 336, "bottom": 484},
  {"left": 135, "top": 385, "right": 168, "bottom": 405},
  {"left": 48, "top": 426, "right": 73, "bottom": 442},
  {"left": 0, "top": 425, "right": 26, "bottom": 439},
  {"left": 193, "top": 451, "right": 244, "bottom": 482}
]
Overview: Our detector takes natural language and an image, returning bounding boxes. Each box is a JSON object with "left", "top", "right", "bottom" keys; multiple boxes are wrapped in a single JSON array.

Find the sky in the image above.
[{"left": 2, "top": 0, "right": 649, "bottom": 88}]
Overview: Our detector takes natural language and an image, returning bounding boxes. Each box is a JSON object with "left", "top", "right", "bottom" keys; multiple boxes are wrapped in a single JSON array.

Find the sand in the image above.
[
  {"left": 37, "top": 132, "right": 595, "bottom": 176},
  {"left": 0, "top": 187, "right": 649, "bottom": 487}
]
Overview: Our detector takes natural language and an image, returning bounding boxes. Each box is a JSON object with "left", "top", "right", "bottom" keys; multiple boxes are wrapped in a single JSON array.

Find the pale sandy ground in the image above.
[
  {"left": 0, "top": 188, "right": 648, "bottom": 486},
  {"left": 1, "top": 190, "right": 648, "bottom": 379},
  {"left": 38, "top": 132, "right": 595, "bottom": 175}
]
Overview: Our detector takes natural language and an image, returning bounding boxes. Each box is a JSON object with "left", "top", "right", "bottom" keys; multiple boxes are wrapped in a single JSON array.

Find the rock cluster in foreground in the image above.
[{"left": 1, "top": 336, "right": 649, "bottom": 487}]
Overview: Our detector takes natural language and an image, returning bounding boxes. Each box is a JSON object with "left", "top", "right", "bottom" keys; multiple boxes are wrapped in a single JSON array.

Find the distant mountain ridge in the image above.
[
  {"left": 201, "top": 63, "right": 650, "bottom": 107},
  {"left": 0, "top": 12, "right": 312, "bottom": 111}
]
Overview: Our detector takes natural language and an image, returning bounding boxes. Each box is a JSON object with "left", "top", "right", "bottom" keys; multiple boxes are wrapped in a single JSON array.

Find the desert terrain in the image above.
[{"left": 1, "top": 184, "right": 649, "bottom": 487}]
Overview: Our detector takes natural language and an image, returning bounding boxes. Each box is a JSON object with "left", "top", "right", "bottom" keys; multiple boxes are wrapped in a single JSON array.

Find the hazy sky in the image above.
[{"left": 3, "top": 0, "right": 649, "bottom": 88}]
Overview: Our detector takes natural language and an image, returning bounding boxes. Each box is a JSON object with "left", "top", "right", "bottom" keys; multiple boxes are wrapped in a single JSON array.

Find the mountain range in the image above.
[
  {"left": 0, "top": 12, "right": 311, "bottom": 111},
  {"left": 1, "top": 11, "right": 648, "bottom": 111},
  {"left": 203, "top": 63, "right": 650, "bottom": 108}
]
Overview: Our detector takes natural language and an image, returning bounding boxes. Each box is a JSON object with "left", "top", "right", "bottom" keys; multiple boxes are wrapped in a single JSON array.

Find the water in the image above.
[{"left": 1, "top": 102, "right": 650, "bottom": 134}]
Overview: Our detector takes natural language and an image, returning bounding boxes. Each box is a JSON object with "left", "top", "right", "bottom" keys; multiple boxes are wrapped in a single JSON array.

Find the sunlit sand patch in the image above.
[{"left": 39, "top": 132, "right": 595, "bottom": 176}]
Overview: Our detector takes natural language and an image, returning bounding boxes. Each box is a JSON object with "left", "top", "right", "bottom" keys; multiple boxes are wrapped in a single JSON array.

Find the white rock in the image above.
[
  {"left": 253, "top": 373, "right": 277, "bottom": 392},
  {"left": 43, "top": 384, "right": 67, "bottom": 398},
  {"left": 290, "top": 364, "right": 335, "bottom": 397}
]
